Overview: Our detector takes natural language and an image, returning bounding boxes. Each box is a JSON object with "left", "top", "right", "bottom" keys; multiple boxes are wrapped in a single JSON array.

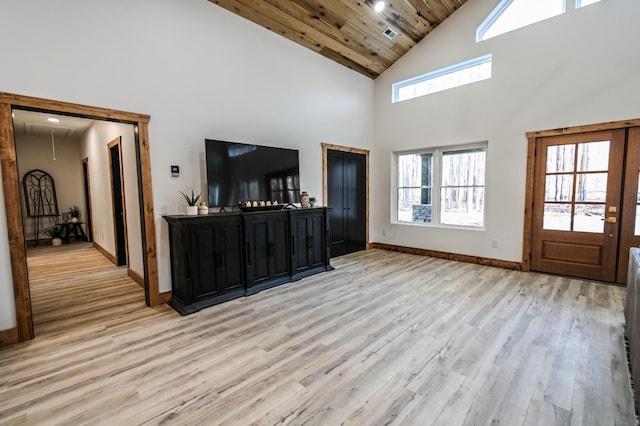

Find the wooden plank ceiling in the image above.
[{"left": 208, "top": 0, "right": 467, "bottom": 79}]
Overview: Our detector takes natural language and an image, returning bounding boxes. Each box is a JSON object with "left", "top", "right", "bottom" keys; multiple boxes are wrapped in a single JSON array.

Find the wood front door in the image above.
[{"left": 531, "top": 130, "right": 626, "bottom": 282}]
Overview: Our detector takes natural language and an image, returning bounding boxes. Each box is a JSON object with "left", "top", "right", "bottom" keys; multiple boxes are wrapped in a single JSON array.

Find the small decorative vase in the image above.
[
  {"left": 198, "top": 203, "right": 208, "bottom": 215},
  {"left": 71, "top": 217, "right": 79, "bottom": 223},
  {"left": 186, "top": 205, "right": 198, "bottom": 216},
  {"left": 300, "top": 191, "right": 310, "bottom": 208}
]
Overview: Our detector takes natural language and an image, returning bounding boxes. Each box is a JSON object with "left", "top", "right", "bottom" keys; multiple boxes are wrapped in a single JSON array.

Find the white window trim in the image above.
[
  {"left": 391, "top": 54, "right": 492, "bottom": 103},
  {"left": 393, "top": 142, "right": 488, "bottom": 230}
]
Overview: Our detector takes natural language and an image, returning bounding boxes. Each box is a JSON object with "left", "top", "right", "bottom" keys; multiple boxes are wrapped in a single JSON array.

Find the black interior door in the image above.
[
  {"left": 109, "top": 143, "right": 127, "bottom": 266},
  {"left": 327, "top": 150, "right": 366, "bottom": 257},
  {"left": 82, "top": 159, "right": 92, "bottom": 242}
]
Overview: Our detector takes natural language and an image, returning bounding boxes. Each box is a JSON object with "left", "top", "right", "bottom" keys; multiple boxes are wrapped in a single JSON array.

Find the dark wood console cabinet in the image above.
[{"left": 164, "top": 208, "right": 332, "bottom": 315}]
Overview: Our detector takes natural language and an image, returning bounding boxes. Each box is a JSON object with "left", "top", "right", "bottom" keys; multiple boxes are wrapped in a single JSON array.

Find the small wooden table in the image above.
[{"left": 56, "top": 221, "right": 87, "bottom": 244}]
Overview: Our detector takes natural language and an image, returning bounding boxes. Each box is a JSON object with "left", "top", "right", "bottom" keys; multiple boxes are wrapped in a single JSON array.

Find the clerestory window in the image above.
[
  {"left": 392, "top": 54, "right": 492, "bottom": 103},
  {"left": 576, "top": 0, "right": 601, "bottom": 8},
  {"left": 477, "top": 0, "right": 566, "bottom": 42}
]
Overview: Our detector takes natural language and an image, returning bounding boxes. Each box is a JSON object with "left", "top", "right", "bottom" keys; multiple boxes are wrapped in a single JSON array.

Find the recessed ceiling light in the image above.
[
  {"left": 374, "top": 1, "right": 385, "bottom": 13},
  {"left": 47, "top": 117, "right": 60, "bottom": 123}
]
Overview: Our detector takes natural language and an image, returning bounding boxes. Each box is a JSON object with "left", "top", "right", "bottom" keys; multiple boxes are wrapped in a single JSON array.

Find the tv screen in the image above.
[{"left": 205, "top": 139, "right": 301, "bottom": 207}]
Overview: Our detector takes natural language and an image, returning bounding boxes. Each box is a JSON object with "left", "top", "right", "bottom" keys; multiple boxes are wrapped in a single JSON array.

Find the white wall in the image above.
[
  {"left": 15, "top": 134, "right": 85, "bottom": 240},
  {"left": 372, "top": 0, "right": 640, "bottom": 262},
  {"left": 0, "top": 0, "right": 373, "bottom": 330},
  {"left": 79, "top": 121, "right": 143, "bottom": 277}
]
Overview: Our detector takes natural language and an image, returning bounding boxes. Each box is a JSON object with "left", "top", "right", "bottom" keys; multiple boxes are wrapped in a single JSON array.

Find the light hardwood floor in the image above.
[{"left": 0, "top": 244, "right": 636, "bottom": 425}]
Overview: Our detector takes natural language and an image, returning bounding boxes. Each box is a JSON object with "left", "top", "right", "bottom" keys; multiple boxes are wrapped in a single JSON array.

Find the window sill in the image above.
[{"left": 393, "top": 220, "right": 486, "bottom": 232}]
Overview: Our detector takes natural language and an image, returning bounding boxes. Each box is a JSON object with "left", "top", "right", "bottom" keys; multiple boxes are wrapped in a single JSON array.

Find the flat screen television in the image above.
[{"left": 205, "top": 139, "right": 301, "bottom": 208}]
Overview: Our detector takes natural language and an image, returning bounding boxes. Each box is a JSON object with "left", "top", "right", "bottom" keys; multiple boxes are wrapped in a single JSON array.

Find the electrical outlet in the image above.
[
  {"left": 491, "top": 239, "right": 499, "bottom": 248},
  {"left": 382, "top": 229, "right": 387, "bottom": 236},
  {"left": 158, "top": 203, "right": 168, "bottom": 215}
]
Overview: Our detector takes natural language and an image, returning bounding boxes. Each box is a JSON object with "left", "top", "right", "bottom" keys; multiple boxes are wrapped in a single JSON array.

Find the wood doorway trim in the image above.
[
  {"left": 522, "top": 117, "right": 640, "bottom": 272},
  {"left": 0, "top": 92, "right": 160, "bottom": 343},
  {"left": 321, "top": 143, "right": 370, "bottom": 248}
]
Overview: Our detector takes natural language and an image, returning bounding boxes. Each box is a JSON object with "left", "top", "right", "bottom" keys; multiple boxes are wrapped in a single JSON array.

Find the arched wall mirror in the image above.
[{"left": 22, "top": 169, "right": 59, "bottom": 217}]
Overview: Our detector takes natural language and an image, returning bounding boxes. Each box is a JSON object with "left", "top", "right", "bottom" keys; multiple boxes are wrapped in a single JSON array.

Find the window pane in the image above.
[
  {"left": 575, "top": 173, "right": 607, "bottom": 202},
  {"left": 393, "top": 55, "right": 492, "bottom": 103},
  {"left": 398, "top": 188, "right": 432, "bottom": 223},
  {"left": 576, "top": 0, "right": 601, "bottom": 8},
  {"left": 574, "top": 204, "right": 604, "bottom": 233},
  {"left": 546, "top": 145, "right": 575, "bottom": 173},
  {"left": 270, "top": 178, "right": 283, "bottom": 191},
  {"left": 395, "top": 144, "right": 486, "bottom": 228},
  {"left": 478, "top": 0, "right": 565, "bottom": 41},
  {"left": 440, "top": 187, "right": 484, "bottom": 226},
  {"left": 543, "top": 203, "right": 571, "bottom": 231},
  {"left": 545, "top": 175, "right": 573, "bottom": 202},
  {"left": 577, "top": 141, "right": 609, "bottom": 171},
  {"left": 398, "top": 153, "right": 432, "bottom": 188},
  {"left": 442, "top": 149, "right": 486, "bottom": 186}
]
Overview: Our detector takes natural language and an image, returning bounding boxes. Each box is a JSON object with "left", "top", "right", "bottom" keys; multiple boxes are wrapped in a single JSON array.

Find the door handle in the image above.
[{"left": 603, "top": 217, "right": 617, "bottom": 223}]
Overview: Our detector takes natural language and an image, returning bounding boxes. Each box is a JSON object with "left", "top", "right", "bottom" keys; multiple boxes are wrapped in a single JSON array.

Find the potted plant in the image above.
[
  {"left": 309, "top": 196, "right": 316, "bottom": 207},
  {"left": 69, "top": 206, "right": 80, "bottom": 223},
  {"left": 44, "top": 226, "right": 64, "bottom": 246},
  {"left": 180, "top": 187, "right": 201, "bottom": 216}
]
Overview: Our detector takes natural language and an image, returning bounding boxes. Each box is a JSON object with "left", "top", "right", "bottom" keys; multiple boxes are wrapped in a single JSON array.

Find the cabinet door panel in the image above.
[
  {"left": 293, "top": 216, "right": 309, "bottom": 271},
  {"left": 191, "top": 227, "right": 218, "bottom": 300},
  {"left": 218, "top": 221, "right": 244, "bottom": 292},
  {"left": 272, "top": 216, "right": 290, "bottom": 278},
  {"left": 251, "top": 221, "right": 270, "bottom": 282},
  {"left": 309, "top": 214, "right": 325, "bottom": 267}
]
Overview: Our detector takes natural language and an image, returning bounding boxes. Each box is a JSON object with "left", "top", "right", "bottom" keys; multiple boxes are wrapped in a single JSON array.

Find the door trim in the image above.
[
  {"left": 523, "top": 117, "right": 640, "bottom": 273},
  {"left": 321, "top": 143, "right": 370, "bottom": 248},
  {"left": 618, "top": 127, "right": 640, "bottom": 282},
  {"left": 0, "top": 92, "right": 160, "bottom": 343}
]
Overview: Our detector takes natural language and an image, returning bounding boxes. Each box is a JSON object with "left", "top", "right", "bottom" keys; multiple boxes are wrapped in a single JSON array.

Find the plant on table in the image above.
[
  {"left": 179, "top": 187, "right": 201, "bottom": 206},
  {"left": 68, "top": 206, "right": 80, "bottom": 218}
]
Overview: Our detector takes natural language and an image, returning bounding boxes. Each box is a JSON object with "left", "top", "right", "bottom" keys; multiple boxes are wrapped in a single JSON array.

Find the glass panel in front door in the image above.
[{"left": 543, "top": 141, "right": 610, "bottom": 233}]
